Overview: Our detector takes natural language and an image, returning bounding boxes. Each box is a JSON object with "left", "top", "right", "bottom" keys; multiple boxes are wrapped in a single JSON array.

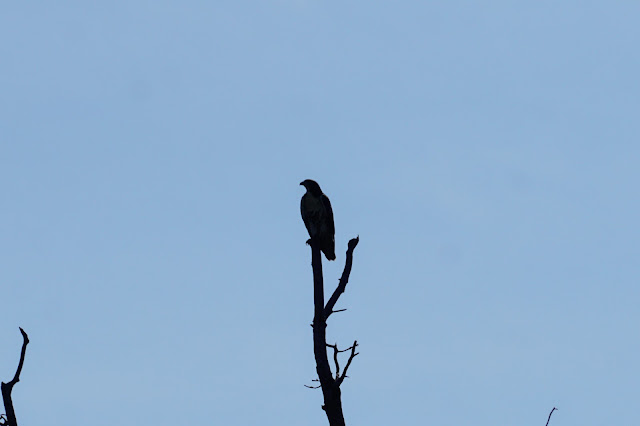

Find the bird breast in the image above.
[{"left": 303, "top": 194, "right": 323, "bottom": 213}]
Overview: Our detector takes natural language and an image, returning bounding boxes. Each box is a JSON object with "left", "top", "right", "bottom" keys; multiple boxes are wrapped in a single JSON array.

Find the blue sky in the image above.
[{"left": 1, "top": 2, "right": 639, "bottom": 425}]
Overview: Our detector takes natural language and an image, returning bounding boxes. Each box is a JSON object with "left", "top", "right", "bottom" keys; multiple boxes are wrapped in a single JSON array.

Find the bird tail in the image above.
[{"left": 323, "top": 247, "right": 336, "bottom": 261}]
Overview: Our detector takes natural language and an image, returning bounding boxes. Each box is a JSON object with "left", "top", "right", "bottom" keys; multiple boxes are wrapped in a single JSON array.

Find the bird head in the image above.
[{"left": 300, "top": 179, "right": 323, "bottom": 196}]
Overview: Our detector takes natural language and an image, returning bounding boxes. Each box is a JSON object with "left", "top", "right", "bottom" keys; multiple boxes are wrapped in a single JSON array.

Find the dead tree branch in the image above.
[
  {"left": 304, "top": 379, "right": 322, "bottom": 389},
  {"left": 1, "top": 328, "right": 29, "bottom": 426},
  {"left": 336, "top": 341, "right": 358, "bottom": 386},
  {"left": 545, "top": 407, "right": 557, "bottom": 426},
  {"left": 324, "top": 237, "right": 359, "bottom": 321},
  {"left": 326, "top": 342, "right": 359, "bottom": 385},
  {"left": 310, "top": 238, "right": 359, "bottom": 426},
  {"left": 328, "top": 344, "right": 342, "bottom": 379}
]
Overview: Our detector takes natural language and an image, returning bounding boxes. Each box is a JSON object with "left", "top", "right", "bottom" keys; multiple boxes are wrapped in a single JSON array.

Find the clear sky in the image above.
[{"left": 1, "top": 2, "right": 639, "bottom": 425}]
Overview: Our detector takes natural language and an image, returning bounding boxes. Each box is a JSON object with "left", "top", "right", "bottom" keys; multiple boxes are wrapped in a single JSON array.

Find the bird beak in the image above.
[{"left": 299, "top": 182, "right": 304, "bottom": 186}]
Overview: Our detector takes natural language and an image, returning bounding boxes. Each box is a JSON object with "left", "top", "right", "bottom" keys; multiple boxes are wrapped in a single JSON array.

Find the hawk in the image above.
[{"left": 300, "top": 179, "right": 336, "bottom": 261}]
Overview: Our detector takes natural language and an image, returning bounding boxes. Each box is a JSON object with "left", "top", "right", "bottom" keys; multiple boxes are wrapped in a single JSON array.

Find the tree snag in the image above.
[
  {"left": 309, "top": 236, "right": 359, "bottom": 426},
  {"left": 1, "top": 328, "right": 29, "bottom": 426}
]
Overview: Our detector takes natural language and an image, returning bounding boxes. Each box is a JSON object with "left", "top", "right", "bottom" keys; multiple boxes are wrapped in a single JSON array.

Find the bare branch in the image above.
[
  {"left": 326, "top": 342, "right": 359, "bottom": 385},
  {"left": 304, "top": 380, "right": 322, "bottom": 389},
  {"left": 337, "top": 341, "right": 358, "bottom": 386},
  {"left": 1, "top": 328, "right": 30, "bottom": 426},
  {"left": 545, "top": 407, "right": 557, "bottom": 426},
  {"left": 325, "top": 237, "right": 359, "bottom": 320},
  {"left": 335, "top": 344, "right": 357, "bottom": 353},
  {"left": 326, "top": 344, "right": 341, "bottom": 379},
  {"left": 8, "top": 329, "right": 29, "bottom": 387}
]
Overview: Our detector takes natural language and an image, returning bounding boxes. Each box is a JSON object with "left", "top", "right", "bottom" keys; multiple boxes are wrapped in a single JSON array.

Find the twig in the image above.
[
  {"left": 324, "top": 236, "right": 359, "bottom": 320},
  {"left": 545, "top": 407, "right": 557, "bottom": 426},
  {"left": 337, "top": 341, "right": 358, "bottom": 385},
  {"left": 1, "top": 328, "right": 30, "bottom": 426},
  {"left": 328, "top": 344, "right": 341, "bottom": 379},
  {"left": 304, "top": 379, "right": 322, "bottom": 389},
  {"left": 328, "top": 343, "right": 357, "bottom": 353}
]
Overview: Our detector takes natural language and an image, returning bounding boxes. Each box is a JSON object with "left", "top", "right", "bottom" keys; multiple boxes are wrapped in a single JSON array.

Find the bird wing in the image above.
[
  {"left": 321, "top": 194, "right": 335, "bottom": 236},
  {"left": 301, "top": 194, "right": 315, "bottom": 236}
]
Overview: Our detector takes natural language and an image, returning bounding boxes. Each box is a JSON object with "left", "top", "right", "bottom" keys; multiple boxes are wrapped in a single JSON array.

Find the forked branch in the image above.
[
  {"left": 327, "top": 341, "right": 358, "bottom": 381},
  {"left": 336, "top": 341, "right": 358, "bottom": 386}
]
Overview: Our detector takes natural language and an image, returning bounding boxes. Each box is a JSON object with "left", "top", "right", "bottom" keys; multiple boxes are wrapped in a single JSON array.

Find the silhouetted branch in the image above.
[
  {"left": 328, "top": 344, "right": 341, "bottom": 379},
  {"left": 326, "top": 341, "right": 359, "bottom": 384},
  {"left": 311, "top": 242, "right": 345, "bottom": 425},
  {"left": 310, "top": 237, "right": 360, "bottom": 426},
  {"left": 1, "top": 328, "right": 29, "bottom": 426},
  {"left": 324, "top": 236, "right": 359, "bottom": 320},
  {"left": 304, "top": 379, "right": 322, "bottom": 389},
  {"left": 336, "top": 341, "right": 358, "bottom": 386},
  {"left": 545, "top": 407, "right": 557, "bottom": 426}
]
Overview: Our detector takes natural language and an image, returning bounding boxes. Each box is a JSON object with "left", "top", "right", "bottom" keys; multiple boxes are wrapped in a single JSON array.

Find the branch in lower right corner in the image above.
[
  {"left": 1, "top": 328, "right": 30, "bottom": 426},
  {"left": 324, "top": 236, "right": 359, "bottom": 319},
  {"left": 545, "top": 407, "right": 557, "bottom": 426}
]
